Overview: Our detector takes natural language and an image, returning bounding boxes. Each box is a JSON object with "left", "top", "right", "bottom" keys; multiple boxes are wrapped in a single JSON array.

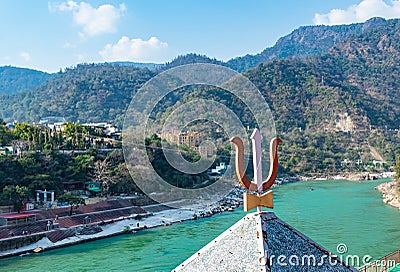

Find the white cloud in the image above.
[
  {"left": 20, "top": 52, "right": 31, "bottom": 61},
  {"left": 50, "top": 1, "right": 126, "bottom": 36},
  {"left": 314, "top": 0, "right": 400, "bottom": 25},
  {"left": 99, "top": 36, "right": 169, "bottom": 63},
  {"left": 63, "top": 42, "right": 77, "bottom": 49}
]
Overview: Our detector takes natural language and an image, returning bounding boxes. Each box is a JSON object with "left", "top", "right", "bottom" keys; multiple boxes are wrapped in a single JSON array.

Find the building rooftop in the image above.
[{"left": 0, "top": 213, "right": 36, "bottom": 219}]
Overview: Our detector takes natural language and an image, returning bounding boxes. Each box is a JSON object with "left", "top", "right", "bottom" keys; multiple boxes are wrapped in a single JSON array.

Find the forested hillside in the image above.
[
  {"left": 241, "top": 19, "right": 400, "bottom": 171},
  {"left": 226, "top": 17, "right": 387, "bottom": 72}
]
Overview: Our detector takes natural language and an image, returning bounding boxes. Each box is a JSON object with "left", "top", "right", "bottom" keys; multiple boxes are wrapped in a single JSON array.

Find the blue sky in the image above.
[{"left": 1, "top": 0, "right": 400, "bottom": 72}]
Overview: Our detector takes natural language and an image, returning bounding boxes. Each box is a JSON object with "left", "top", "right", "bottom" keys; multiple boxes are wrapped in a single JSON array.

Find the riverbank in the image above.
[
  {"left": 0, "top": 189, "right": 243, "bottom": 259},
  {"left": 375, "top": 181, "right": 400, "bottom": 210},
  {"left": 1, "top": 175, "right": 395, "bottom": 259},
  {"left": 291, "top": 171, "right": 395, "bottom": 182}
]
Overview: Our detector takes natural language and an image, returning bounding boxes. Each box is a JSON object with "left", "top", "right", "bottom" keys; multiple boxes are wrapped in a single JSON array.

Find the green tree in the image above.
[
  {"left": 66, "top": 154, "right": 94, "bottom": 180},
  {"left": 57, "top": 192, "right": 85, "bottom": 216},
  {"left": 2, "top": 185, "right": 28, "bottom": 213},
  {"left": 13, "top": 122, "right": 51, "bottom": 150},
  {"left": 63, "top": 122, "right": 89, "bottom": 150},
  {"left": 0, "top": 119, "right": 13, "bottom": 146}
]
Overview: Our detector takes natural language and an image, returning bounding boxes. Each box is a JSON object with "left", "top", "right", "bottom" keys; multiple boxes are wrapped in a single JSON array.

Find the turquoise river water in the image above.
[{"left": 1, "top": 179, "right": 400, "bottom": 271}]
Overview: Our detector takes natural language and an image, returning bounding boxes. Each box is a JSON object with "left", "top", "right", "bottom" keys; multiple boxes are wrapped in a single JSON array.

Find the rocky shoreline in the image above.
[{"left": 375, "top": 181, "right": 400, "bottom": 210}]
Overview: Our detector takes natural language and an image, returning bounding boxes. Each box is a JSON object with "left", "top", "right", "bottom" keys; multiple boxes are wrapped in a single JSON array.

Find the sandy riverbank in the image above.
[{"left": 375, "top": 181, "right": 400, "bottom": 210}]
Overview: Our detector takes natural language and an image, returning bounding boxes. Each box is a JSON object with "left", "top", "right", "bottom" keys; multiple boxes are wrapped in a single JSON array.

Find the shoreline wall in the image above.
[{"left": 0, "top": 233, "right": 45, "bottom": 252}]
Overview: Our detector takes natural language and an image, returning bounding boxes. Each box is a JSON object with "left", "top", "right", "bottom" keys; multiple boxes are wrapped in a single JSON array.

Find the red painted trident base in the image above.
[{"left": 230, "top": 128, "right": 281, "bottom": 212}]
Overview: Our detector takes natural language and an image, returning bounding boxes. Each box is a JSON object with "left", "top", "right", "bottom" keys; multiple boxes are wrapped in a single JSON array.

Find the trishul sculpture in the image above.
[{"left": 231, "top": 128, "right": 282, "bottom": 212}]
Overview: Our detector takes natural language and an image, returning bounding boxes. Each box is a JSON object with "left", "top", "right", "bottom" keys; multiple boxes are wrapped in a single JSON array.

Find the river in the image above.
[{"left": 1, "top": 179, "right": 399, "bottom": 271}]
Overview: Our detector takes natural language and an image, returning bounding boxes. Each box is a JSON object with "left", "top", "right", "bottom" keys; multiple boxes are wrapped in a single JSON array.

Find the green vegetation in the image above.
[
  {"left": 2, "top": 120, "right": 119, "bottom": 152},
  {"left": 244, "top": 56, "right": 399, "bottom": 174},
  {"left": 1, "top": 185, "right": 28, "bottom": 213},
  {"left": 0, "top": 120, "right": 138, "bottom": 208},
  {"left": 146, "top": 134, "right": 209, "bottom": 188},
  {"left": 0, "top": 149, "right": 140, "bottom": 208},
  {"left": 395, "top": 156, "right": 400, "bottom": 179},
  {"left": 0, "top": 118, "right": 13, "bottom": 145},
  {"left": 162, "top": 53, "right": 224, "bottom": 70},
  {"left": 0, "top": 129, "right": 210, "bottom": 209}
]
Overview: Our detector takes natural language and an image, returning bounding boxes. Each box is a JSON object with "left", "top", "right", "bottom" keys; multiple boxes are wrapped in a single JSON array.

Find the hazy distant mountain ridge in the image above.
[
  {"left": 0, "top": 64, "right": 154, "bottom": 126},
  {"left": 0, "top": 66, "right": 53, "bottom": 95}
]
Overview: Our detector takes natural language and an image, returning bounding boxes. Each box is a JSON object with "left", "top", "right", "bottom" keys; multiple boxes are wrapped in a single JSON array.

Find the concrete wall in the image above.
[{"left": 0, "top": 234, "right": 45, "bottom": 252}]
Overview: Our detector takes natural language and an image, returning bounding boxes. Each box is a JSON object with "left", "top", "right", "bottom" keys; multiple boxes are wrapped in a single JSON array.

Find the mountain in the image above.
[
  {"left": 0, "top": 66, "right": 53, "bottom": 95},
  {"left": 1, "top": 18, "right": 399, "bottom": 174},
  {"left": 226, "top": 17, "right": 387, "bottom": 72},
  {"left": 243, "top": 19, "right": 400, "bottom": 171}
]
